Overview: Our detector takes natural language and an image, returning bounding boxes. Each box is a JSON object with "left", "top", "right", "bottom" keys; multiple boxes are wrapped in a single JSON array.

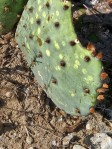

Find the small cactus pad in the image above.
[
  {"left": 16, "top": 0, "right": 102, "bottom": 115},
  {"left": 0, "top": 0, "right": 28, "bottom": 35}
]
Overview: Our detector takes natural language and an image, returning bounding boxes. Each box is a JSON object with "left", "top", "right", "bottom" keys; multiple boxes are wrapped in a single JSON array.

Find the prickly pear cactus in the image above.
[
  {"left": 0, "top": 0, "right": 28, "bottom": 35},
  {"left": 16, "top": 0, "right": 103, "bottom": 115}
]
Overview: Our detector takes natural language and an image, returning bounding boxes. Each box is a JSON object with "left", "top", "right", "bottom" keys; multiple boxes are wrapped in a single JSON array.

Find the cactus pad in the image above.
[
  {"left": 0, "top": 0, "right": 28, "bottom": 35},
  {"left": 16, "top": 0, "right": 102, "bottom": 115}
]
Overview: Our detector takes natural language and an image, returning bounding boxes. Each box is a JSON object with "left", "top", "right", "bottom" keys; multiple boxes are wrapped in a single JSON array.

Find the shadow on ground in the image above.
[{"left": 72, "top": 4, "right": 112, "bottom": 120}]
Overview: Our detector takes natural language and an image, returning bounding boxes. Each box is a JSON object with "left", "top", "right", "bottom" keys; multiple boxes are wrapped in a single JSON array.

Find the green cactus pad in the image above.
[
  {"left": 16, "top": 0, "right": 102, "bottom": 115},
  {"left": 0, "top": 0, "right": 28, "bottom": 35}
]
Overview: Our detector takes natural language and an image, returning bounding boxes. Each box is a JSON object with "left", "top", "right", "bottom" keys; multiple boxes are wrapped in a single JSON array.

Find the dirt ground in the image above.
[{"left": 0, "top": 1, "right": 112, "bottom": 149}]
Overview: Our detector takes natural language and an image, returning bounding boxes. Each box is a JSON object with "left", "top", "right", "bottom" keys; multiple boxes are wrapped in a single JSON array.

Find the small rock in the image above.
[
  {"left": 5, "top": 92, "right": 12, "bottom": 98},
  {"left": 58, "top": 115, "right": 63, "bottom": 122},
  {"left": 73, "top": 145, "right": 86, "bottom": 149},
  {"left": 18, "top": 134, "right": 22, "bottom": 138},
  {"left": 28, "top": 147, "right": 34, "bottom": 149},
  {"left": 85, "top": 0, "right": 99, "bottom": 6},
  {"left": 90, "top": 133, "right": 112, "bottom": 149},
  {"left": 26, "top": 136, "right": 34, "bottom": 145},
  {"left": 86, "top": 122, "right": 91, "bottom": 130},
  {"left": 52, "top": 140, "right": 57, "bottom": 146},
  {"left": 13, "top": 133, "right": 17, "bottom": 137},
  {"left": 63, "top": 133, "right": 74, "bottom": 146}
]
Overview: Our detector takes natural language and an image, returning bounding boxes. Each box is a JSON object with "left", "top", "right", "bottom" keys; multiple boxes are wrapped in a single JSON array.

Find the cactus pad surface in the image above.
[
  {"left": 16, "top": 0, "right": 102, "bottom": 115},
  {"left": 0, "top": 0, "right": 28, "bottom": 35}
]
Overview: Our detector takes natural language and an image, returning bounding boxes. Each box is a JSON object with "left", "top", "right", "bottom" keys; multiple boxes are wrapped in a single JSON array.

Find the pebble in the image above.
[
  {"left": 28, "top": 147, "right": 34, "bottom": 149},
  {"left": 5, "top": 92, "right": 12, "bottom": 98},
  {"left": 63, "top": 133, "right": 74, "bottom": 146},
  {"left": 18, "top": 134, "right": 22, "bottom": 138},
  {"left": 26, "top": 136, "right": 34, "bottom": 145},
  {"left": 86, "top": 122, "right": 91, "bottom": 130},
  {"left": 58, "top": 115, "right": 63, "bottom": 122},
  {"left": 52, "top": 140, "right": 57, "bottom": 146},
  {"left": 73, "top": 145, "right": 86, "bottom": 149},
  {"left": 84, "top": 0, "right": 99, "bottom": 6},
  {"left": 13, "top": 133, "right": 17, "bottom": 137},
  {"left": 90, "top": 133, "right": 112, "bottom": 149}
]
